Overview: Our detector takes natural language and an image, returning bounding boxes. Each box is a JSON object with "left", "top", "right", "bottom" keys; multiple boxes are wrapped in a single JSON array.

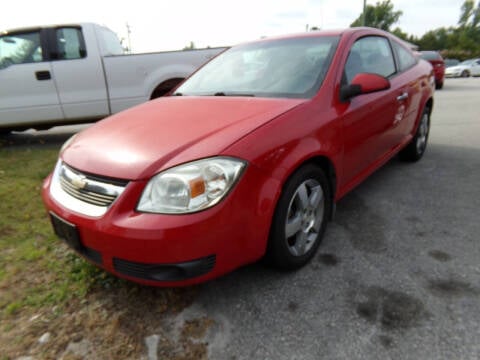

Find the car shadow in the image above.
[{"left": 0, "top": 124, "right": 90, "bottom": 149}]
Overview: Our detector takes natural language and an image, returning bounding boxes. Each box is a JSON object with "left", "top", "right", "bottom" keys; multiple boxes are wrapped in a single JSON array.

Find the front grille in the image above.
[
  {"left": 59, "top": 163, "right": 127, "bottom": 207},
  {"left": 59, "top": 176, "right": 116, "bottom": 206},
  {"left": 113, "top": 255, "right": 216, "bottom": 282}
]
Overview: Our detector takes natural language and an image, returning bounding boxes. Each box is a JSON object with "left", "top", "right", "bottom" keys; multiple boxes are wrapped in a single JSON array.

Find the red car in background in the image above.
[
  {"left": 42, "top": 28, "right": 434, "bottom": 286},
  {"left": 420, "top": 51, "right": 445, "bottom": 89}
]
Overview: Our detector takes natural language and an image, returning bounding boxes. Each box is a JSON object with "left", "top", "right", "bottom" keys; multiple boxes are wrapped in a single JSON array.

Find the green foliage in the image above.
[
  {"left": 183, "top": 41, "right": 196, "bottom": 50},
  {"left": 412, "top": 1, "right": 480, "bottom": 58},
  {"left": 350, "top": 0, "right": 480, "bottom": 59},
  {"left": 350, "top": 0, "right": 403, "bottom": 31},
  {"left": 0, "top": 147, "right": 121, "bottom": 319}
]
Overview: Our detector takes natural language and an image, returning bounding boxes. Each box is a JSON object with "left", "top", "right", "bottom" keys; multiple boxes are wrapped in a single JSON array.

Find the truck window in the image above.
[
  {"left": 0, "top": 31, "right": 43, "bottom": 69},
  {"left": 98, "top": 27, "right": 124, "bottom": 56},
  {"left": 55, "top": 27, "right": 86, "bottom": 60}
]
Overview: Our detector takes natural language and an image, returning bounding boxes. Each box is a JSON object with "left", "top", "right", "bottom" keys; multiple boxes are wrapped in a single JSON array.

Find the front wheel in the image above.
[
  {"left": 399, "top": 107, "right": 430, "bottom": 162},
  {"left": 266, "top": 164, "right": 332, "bottom": 270},
  {"left": 461, "top": 70, "right": 470, "bottom": 78}
]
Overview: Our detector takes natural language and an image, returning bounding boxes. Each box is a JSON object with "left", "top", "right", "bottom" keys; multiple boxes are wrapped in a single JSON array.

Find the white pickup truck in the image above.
[{"left": 0, "top": 23, "right": 226, "bottom": 132}]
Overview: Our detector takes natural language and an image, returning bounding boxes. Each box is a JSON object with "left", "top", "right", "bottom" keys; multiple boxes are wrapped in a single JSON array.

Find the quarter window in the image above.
[
  {"left": 55, "top": 28, "right": 86, "bottom": 60},
  {"left": 344, "top": 36, "right": 396, "bottom": 83},
  {"left": 392, "top": 41, "right": 417, "bottom": 71}
]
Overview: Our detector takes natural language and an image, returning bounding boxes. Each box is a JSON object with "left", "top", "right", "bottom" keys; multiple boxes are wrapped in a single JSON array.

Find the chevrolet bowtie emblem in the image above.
[{"left": 71, "top": 175, "right": 87, "bottom": 190}]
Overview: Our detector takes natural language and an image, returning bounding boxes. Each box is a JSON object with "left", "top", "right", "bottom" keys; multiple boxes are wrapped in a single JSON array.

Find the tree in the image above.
[
  {"left": 183, "top": 41, "right": 196, "bottom": 51},
  {"left": 350, "top": 0, "right": 403, "bottom": 31}
]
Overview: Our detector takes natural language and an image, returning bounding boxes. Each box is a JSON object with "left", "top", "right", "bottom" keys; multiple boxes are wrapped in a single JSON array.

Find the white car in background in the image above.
[{"left": 445, "top": 58, "right": 480, "bottom": 78}]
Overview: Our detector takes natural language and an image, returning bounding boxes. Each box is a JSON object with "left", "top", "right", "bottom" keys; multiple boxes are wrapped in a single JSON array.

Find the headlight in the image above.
[{"left": 137, "top": 157, "right": 246, "bottom": 214}]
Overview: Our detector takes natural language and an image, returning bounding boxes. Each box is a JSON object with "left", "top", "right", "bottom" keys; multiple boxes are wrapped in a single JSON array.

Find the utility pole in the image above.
[
  {"left": 126, "top": 22, "right": 132, "bottom": 53},
  {"left": 362, "top": 0, "right": 367, "bottom": 26}
]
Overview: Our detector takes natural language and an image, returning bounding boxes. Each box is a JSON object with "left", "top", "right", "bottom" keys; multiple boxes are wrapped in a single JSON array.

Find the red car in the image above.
[
  {"left": 420, "top": 51, "right": 445, "bottom": 89},
  {"left": 42, "top": 28, "right": 434, "bottom": 286}
]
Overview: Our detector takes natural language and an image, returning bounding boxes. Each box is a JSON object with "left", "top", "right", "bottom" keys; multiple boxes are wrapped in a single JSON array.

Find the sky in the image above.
[{"left": 1, "top": 0, "right": 466, "bottom": 53}]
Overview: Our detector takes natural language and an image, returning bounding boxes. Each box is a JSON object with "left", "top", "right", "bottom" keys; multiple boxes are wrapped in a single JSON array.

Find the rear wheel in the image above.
[
  {"left": 266, "top": 164, "right": 332, "bottom": 270},
  {"left": 400, "top": 106, "right": 430, "bottom": 162}
]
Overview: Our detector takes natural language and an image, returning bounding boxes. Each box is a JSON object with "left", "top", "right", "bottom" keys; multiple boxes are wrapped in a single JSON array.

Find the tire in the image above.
[
  {"left": 399, "top": 106, "right": 430, "bottom": 162},
  {"left": 461, "top": 70, "right": 470, "bottom": 78},
  {"left": 435, "top": 81, "right": 443, "bottom": 90},
  {"left": 266, "top": 164, "right": 332, "bottom": 270}
]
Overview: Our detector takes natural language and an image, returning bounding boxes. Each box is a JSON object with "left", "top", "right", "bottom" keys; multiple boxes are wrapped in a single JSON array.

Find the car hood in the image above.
[{"left": 62, "top": 96, "right": 306, "bottom": 180}]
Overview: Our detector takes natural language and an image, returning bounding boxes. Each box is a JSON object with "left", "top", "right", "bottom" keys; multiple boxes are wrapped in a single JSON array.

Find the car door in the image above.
[
  {"left": 49, "top": 26, "right": 109, "bottom": 120},
  {"left": 0, "top": 29, "right": 63, "bottom": 127},
  {"left": 472, "top": 59, "right": 480, "bottom": 76},
  {"left": 390, "top": 39, "right": 422, "bottom": 138},
  {"left": 340, "top": 35, "right": 404, "bottom": 187}
]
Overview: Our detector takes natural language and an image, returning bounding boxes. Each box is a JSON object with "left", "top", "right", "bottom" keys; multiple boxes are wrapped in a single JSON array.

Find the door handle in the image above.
[
  {"left": 396, "top": 92, "right": 408, "bottom": 102},
  {"left": 35, "top": 71, "right": 51, "bottom": 81}
]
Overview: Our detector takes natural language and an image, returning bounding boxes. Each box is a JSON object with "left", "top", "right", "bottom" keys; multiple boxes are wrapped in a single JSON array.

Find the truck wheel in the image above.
[
  {"left": 150, "top": 78, "right": 184, "bottom": 99},
  {"left": 266, "top": 164, "right": 332, "bottom": 270}
]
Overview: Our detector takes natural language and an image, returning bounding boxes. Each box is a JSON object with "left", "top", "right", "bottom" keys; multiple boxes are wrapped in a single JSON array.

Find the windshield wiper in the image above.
[
  {"left": 173, "top": 92, "right": 183, "bottom": 96},
  {"left": 213, "top": 92, "right": 255, "bottom": 97}
]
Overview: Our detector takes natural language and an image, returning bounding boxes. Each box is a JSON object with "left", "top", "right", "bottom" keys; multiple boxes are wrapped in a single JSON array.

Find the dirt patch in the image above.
[
  {"left": 427, "top": 278, "right": 479, "bottom": 298},
  {"left": 354, "top": 286, "right": 429, "bottom": 331},
  {"left": 1, "top": 282, "right": 199, "bottom": 359},
  {"left": 428, "top": 250, "right": 452, "bottom": 262},
  {"left": 318, "top": 253, "right": 339, "bottom": 266}
]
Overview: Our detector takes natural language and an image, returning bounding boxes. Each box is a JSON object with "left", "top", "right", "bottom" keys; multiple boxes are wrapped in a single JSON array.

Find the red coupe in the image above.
[{"left": 42, "top": 28, "right": 434, "bottom": 286}]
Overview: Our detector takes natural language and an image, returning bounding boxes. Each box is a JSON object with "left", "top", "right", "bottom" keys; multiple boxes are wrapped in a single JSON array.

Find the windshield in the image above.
[
  {"left": 460, "top": 60, "right": 474, "bottom": 66},
  {"left": 420, "top": 51, "right": 441, "bottom": 61},
  {"left": 175, "top": 36, "right": 340, "bottom": 99}
]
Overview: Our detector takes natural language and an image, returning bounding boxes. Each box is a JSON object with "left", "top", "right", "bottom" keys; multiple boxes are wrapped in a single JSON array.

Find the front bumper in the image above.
[
  {"left": 42, "top": 163, "right": 280, "bottom": 286},
  {"left": 445, "top": 70, "right": 462, "bottom": 78}
]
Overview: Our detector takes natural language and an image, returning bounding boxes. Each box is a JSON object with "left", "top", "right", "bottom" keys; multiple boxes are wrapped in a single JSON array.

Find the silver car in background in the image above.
[{"left": 445, "top": 58, "right": 480, "bottom": 78}]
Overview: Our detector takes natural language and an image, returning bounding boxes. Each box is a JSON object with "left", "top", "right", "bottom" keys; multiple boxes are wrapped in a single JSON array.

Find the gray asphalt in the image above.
[{"left": 191, "top": 78, "right": 480, "bottom": 360}]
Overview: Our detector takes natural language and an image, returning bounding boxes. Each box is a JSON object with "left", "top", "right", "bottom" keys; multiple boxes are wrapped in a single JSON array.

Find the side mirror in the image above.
[{"left": 340, "top": 73, "right": 390, "bottom": 102}]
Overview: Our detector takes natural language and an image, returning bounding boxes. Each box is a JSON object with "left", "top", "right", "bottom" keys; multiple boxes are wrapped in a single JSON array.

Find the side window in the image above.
[
  {"left": 55, "top": 28, "right": 86, "bottom": 60},
  {"left": 392, "top": 41, "right": 417, "bottom": 71},
  {"left": 0, "top": 31, "right": 43, "bottom": 69},
  {"left": 344, "top": 36, "right": 396, "bottom": 83},
  {"left": 99, "top": 28, "right": 124, "bottom": 56}
]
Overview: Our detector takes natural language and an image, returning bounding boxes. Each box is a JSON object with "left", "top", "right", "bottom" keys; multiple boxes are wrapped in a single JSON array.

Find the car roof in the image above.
[{"left": 232, "top": 27, "right": 394, "bottom": 48}]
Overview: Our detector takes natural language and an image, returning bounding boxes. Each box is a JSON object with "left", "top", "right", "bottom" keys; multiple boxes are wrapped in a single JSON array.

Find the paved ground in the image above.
[
  {"left": 188, "top": 78, "right": 480, "bottom": 360},
  {"left": 3, "top": 78, "right": 480, "bottom": 359}
]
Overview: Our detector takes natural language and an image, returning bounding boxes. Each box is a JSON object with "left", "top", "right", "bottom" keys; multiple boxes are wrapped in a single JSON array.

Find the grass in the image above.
[{"left": 0, "top": 144, "right": 208, "bottom": 359}]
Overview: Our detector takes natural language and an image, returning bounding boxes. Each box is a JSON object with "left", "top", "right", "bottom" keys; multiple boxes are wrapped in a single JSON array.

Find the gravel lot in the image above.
[{"left": 3, "top": 78, "right": 480, "bottom": 360}]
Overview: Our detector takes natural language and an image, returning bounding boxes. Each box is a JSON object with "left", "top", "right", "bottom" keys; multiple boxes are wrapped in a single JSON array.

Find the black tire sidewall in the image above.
[
  {"left": 413, "top": 107, "right": 431, "bottom": 158},
  {"left": 267, "top": 164, "right": 332, "bottom": 270},
  {"left": 400, "top": 106, "right": 430, "bottom": 162}
]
